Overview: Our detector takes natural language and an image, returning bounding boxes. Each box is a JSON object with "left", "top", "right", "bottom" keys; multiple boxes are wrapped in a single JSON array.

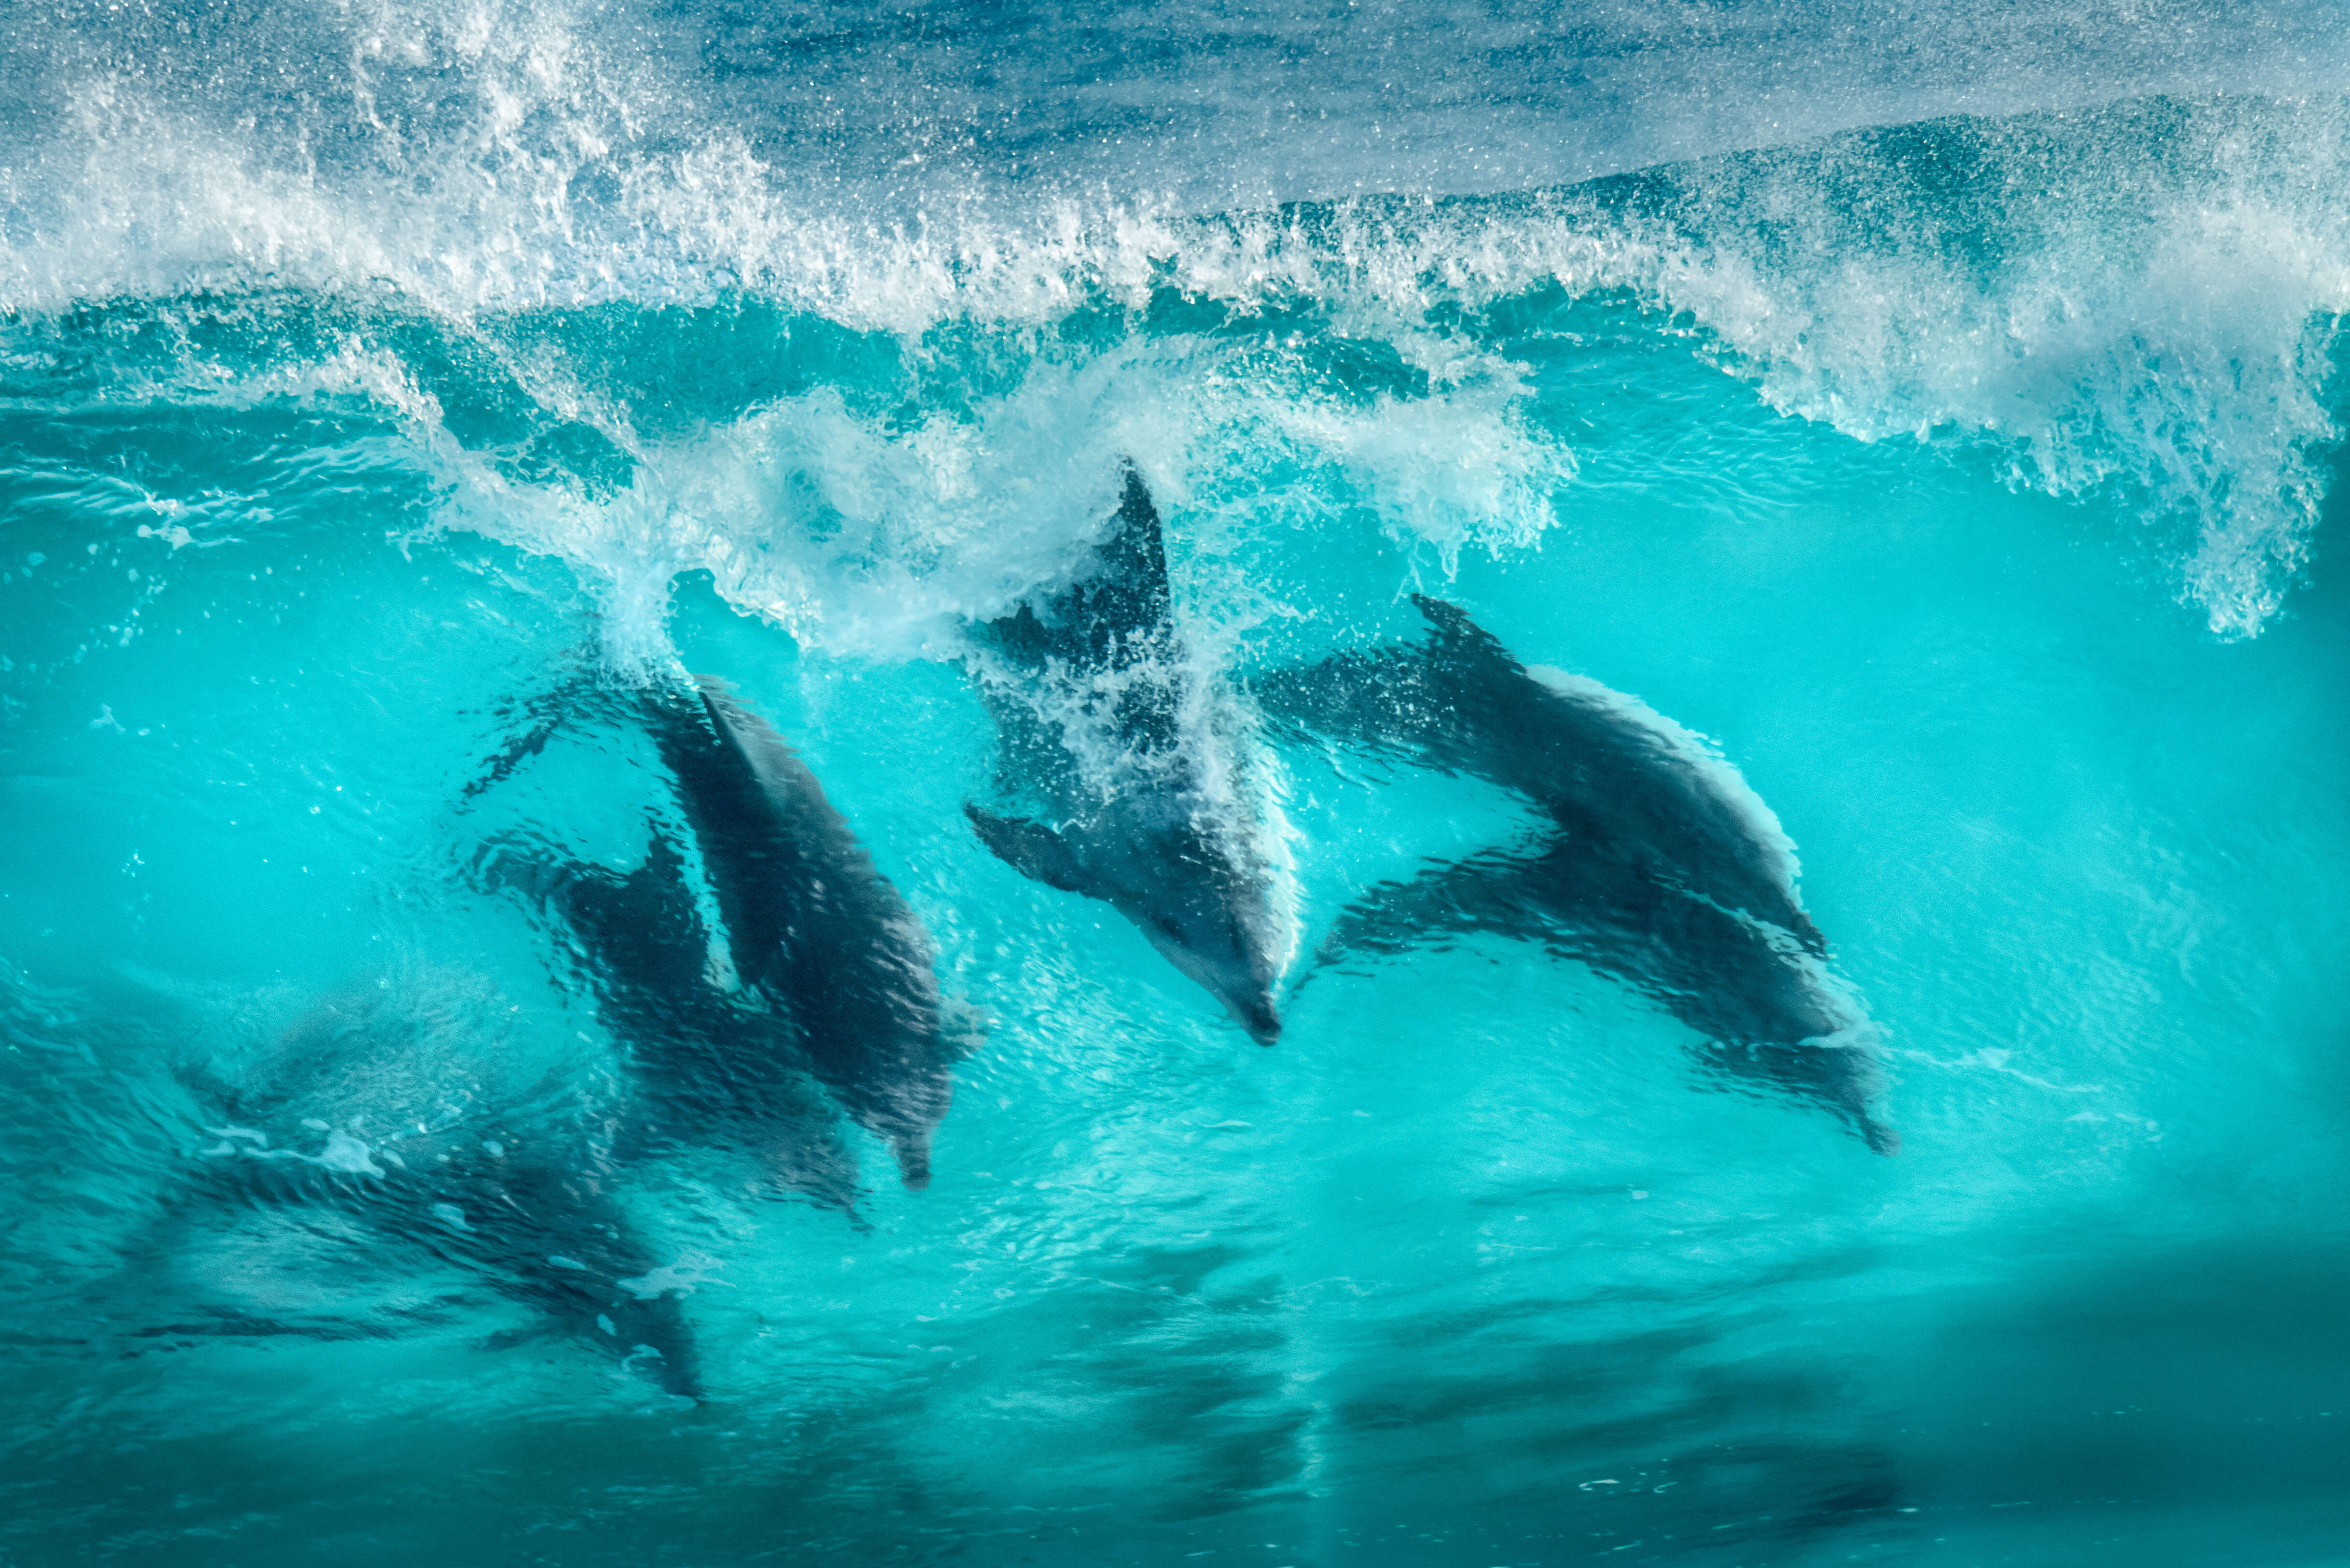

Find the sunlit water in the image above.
[{"left": 4, "top": 3, "right": 2349, "bottom": 1564}]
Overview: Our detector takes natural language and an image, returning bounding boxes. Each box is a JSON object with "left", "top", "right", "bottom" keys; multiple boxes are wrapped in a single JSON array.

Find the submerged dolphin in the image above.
[
  {"left": 165, "top": 973, "right": 703, "bottom": 1397},
  {"left": 1323, "top": 840, "right": 1896, "bottom": 1151},
  {"left": 481, "top": 827, "right": 867, "bottom": 1215},
  {"left": 1261, "top": 599, "right": 1896, "bottom": 1152},
  {"left": 1261, "top": 595, "right": 1822, "bottom": 953},
  {"left": 471, "top": 671, "right": 961, "bottom": 1191},
  {"left": 966, "top": 466, "right": 1294, "bottom": 1041},
  {"left": 638, "top": 678, "right": 960, "bottom": 1189}
]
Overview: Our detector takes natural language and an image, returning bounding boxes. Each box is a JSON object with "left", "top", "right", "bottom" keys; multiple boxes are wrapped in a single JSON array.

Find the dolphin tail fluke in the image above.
[{"left": 965, "top": 804, "right": 1091, "bottom": 895}]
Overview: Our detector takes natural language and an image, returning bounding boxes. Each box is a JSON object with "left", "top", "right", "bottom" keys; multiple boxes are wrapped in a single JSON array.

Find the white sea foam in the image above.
[
  {"left": 369, "top": 325, "right": 1572, "bottom": 664},
  {"left": 2, "top": 2, "right": 2341, "bottom": 636}
]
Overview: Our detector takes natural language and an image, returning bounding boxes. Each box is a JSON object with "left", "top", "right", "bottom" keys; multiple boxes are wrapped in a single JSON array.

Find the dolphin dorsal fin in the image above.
[
  {"left": 981, "top": 464, "right": 1175, "bottom": 671},
  {"left": 1410, "top": 594, "right": 1521, "bottom": 678},
  {"left": 1060, "top": 464, "right": 1174, "bottom": 666},
  {"left": 1095, "top": 463, "right": 1171, "bottom": 623}
]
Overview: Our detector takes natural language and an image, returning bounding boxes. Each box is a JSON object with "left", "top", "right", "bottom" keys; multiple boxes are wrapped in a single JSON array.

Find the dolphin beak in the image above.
[{"left": 1239, "top": 994, "right": 1282, "bottom": 1046}]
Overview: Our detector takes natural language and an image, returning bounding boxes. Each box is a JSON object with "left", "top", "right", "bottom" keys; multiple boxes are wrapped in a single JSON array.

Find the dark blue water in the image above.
[{"left": 4, "top": 3, "right": 2349, "bottom": 1564}]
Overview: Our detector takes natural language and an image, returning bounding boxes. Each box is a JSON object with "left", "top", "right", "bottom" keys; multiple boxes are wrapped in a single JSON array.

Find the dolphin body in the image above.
[
  {"left": 1262, "top": 596, "right": 1822, "bottom": 954},
  {"left": 1260, "top": 598, "right": 1896, "bottom": 1153},
  {"left": 167, "top": 974, "right": 703, "bottom": 1397},
  {"left": 641, "top": 679, "right": 960, "bottom": 1188},
  {"left": 487, "top": 677, "right": 960, "bottom": 1194},
  {"left": 966, "top": 466, "right": 1294, "bottom": 1041}
]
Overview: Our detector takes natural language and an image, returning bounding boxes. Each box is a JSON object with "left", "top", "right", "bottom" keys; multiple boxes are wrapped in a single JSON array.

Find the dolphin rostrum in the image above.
[
  {"left": 1261, "top": 598, "right": 1896, "bottom": 1152},
  {"left": 965, "top": 465, "right": 1295, "bottom": 1041}
]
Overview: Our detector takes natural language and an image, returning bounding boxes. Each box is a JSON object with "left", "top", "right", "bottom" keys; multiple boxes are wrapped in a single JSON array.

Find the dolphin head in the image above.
[
  {"left": 1115, "top": 826, "right": 1287, "bottom": 1044},
  {"left": 1148, "top": 921, "right": 1283, "bottom": 1043},
  {"left": 1232, "top": 988, "right": 1283, "bottom": 1045}
]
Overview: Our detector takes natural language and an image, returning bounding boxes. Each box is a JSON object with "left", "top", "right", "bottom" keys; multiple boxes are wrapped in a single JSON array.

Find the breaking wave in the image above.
[{"left": 3, "top": 2, "right": 2343, "bottom": 647}]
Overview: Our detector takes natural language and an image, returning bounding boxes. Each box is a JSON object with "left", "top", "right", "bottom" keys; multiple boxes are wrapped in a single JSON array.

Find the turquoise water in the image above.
[{"left": 5, "top": 5, "right": 2350, "bottom": 1563}]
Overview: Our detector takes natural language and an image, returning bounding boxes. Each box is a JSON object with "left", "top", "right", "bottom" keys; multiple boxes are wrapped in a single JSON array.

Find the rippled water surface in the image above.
[{"left": 3, "top": 2, "right": 2348, "bottom": 1564}]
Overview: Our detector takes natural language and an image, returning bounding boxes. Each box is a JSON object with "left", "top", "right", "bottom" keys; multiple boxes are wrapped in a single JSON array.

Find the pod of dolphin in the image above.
[{"left": 166, "top": 464, "right": 1898, "bottom": 1398}]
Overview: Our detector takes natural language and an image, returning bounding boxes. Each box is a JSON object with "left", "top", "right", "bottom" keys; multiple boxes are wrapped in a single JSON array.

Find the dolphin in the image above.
[
  {"left": 965, "top": 465, "right": 1295, "bottom": 1041},
  {"left": 1321, "top": 840, "right": 1896, "bottom": 1151},
  {"left": 165, "top": 972, "right": 705, "bottom": 1397},
  {"left": 1261, "top": 599, "right": 1896, "bottom": 1152},
  {"left": 470, "top": 672, "right": 962, "bottom": 1192},
  {"left": 478, "top": 827, "right": 867, "bottom": 1216},
  {"left": 1259, "top": 595, "right": 1823, "bottom": 953},
  {"left": 636, "top": 677, "right": 960, "bottom": 1189}
]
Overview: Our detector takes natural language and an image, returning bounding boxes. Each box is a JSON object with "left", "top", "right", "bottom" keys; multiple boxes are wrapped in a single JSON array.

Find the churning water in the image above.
[{"left": 4, "top": 2, "right": 2349, "bottom": 1564}]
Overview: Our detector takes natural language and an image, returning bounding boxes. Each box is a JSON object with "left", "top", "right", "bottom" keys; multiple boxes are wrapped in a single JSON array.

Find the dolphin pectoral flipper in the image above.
[
  {"left": 1318, "top": 847, "right": 1563, "bottom": 963},
  {"left": 475, "top": 827, "right": 713, "bottom": 1001},
  {"left": 965, "top": 804, "right": 1092, "bottom": 896}
]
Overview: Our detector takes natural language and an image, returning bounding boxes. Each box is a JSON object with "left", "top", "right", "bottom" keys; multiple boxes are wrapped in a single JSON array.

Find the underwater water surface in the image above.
[{"left": 3, "top": 2, "right": 2349, "bottom": 1564}]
